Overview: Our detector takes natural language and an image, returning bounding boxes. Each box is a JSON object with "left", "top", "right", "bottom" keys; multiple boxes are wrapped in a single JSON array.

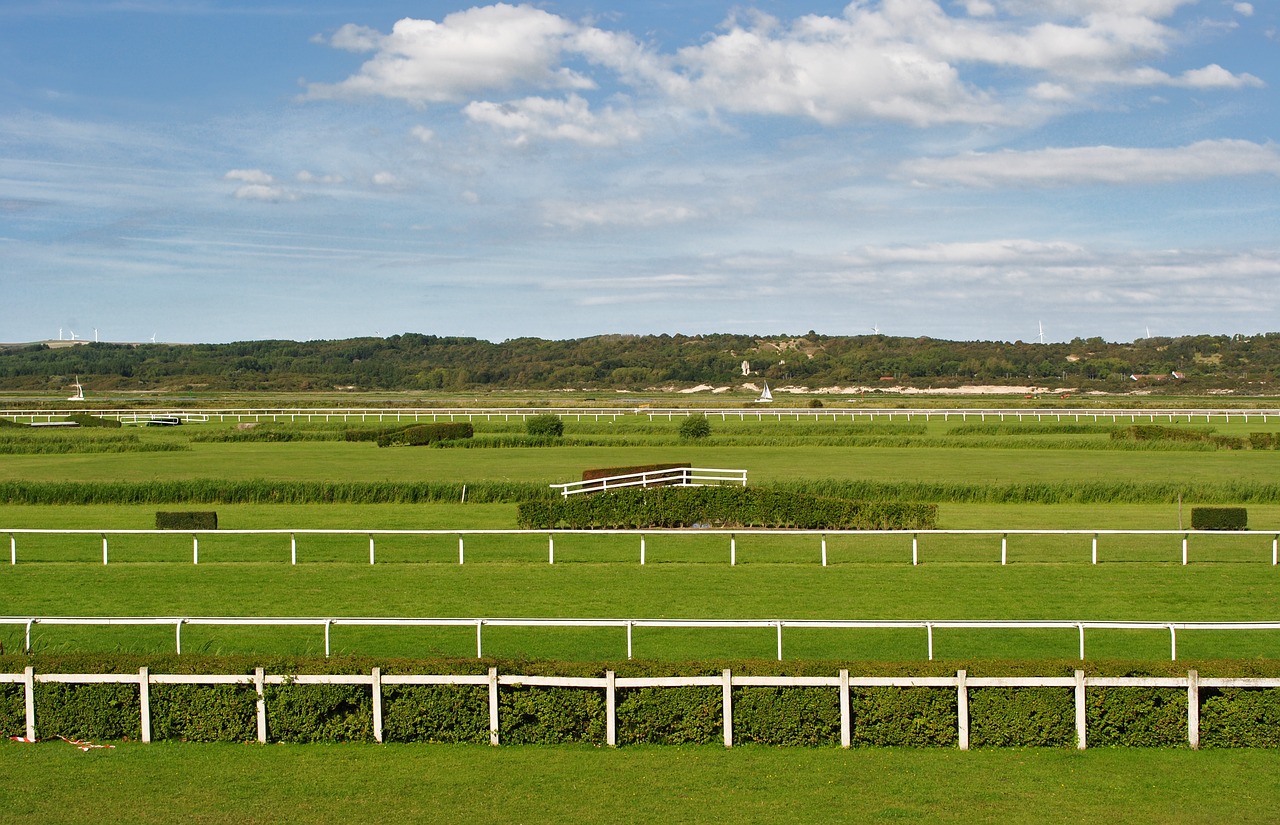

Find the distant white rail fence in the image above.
[
  {"left": 3, "top": 406, "right": 1280, "bottom": 425},
  {"left": 550, "top": 467, "right": 747, "bottom": 497},
  {"left": 3, "top": 615, "right": 1279, "bottom": 662},
  {"left": 2, "top": 664, "right": 1272, "bottom": 750},
  {"left": 5, "top": 528, "right": 1278, "bottom": 567}
]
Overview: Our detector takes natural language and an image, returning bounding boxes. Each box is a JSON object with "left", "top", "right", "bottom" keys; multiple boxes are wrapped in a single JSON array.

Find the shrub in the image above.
[
  {"left": 525, "top": 414, "right": 564, "bottom": 438},
  {"left": 382, "top": 685, "right": 488, "bottom": 744},
  {"left": 734, "top": 687, "right": 840, "bottom": 746},
  {"left": 852, "top": 687, "right": 957, "bottom": 747},
  {"left": 66, "top": 414, "right": 121, "bottom": 428},
  {"left": 617, "top": 686, "right": 721, "bottom": 745},
  {"left": 375, "top": 422, "right": 474, "bottom": 447},
  {"left": 1087, "top": 687, "right": 1186, "bottom": 747},
  {"left": 1191, "top": 507, "right": 1247, "bottom": 531},
  {"left": 499, "top": 686, "right": 606, "bottom": 745},
  {"left": 678, "top": 414, "right": 711, "bottom": 440},
  {"left": 807, "top": 399, "right": 824, "bottom": 408},
  {"left": 150, "top": 684, "right": 256, "bottom": 742},
  {"left": 969, "top": 688, "right": 1074, "bottom": 747},
  {"left": 582, "top": 463, "right": 691, "bottom": 482},
  {"left": 156, "top": 511, "right": 217, "bottom": 530},
  {"left": 263, "top": 683, "right": 374, "bottom": 743}
]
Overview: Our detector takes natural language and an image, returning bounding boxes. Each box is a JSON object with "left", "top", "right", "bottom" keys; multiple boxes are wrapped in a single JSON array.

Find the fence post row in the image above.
[{"left": 0, "top": 664, "right": 1273, "bottom": 750}]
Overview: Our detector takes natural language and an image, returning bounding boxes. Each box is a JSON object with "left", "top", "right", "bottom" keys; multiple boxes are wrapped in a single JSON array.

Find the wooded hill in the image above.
[{"left": 1, "top": 332, "right": 1278, "bottom": 394}]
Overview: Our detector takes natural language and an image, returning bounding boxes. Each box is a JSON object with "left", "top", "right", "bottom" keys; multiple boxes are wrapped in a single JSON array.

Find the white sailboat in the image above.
[
  {"left": 755, "top": 381, "right": 773, "bottom": 403},
  {"left": 67, "top": 376, "right": 84, "bottom": 402}
]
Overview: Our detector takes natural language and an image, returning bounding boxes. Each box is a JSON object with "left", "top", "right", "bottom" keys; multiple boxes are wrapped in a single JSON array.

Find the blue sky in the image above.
[{"left": 1, "top": 0, "right": 1276, "bottom": 344}]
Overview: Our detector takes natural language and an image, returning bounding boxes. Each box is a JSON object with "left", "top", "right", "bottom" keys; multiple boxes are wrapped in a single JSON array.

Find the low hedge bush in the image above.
[
  {"left": 155, "top": 511, "right": 218, "bottom": 530},
  {"left": 517, "top": 486, "right": 938, "bottom": 530},
  {"left": 525, "top": 414, "right": 564, "bottom": 438},
  {"left": 1191, "top": 507, "right": 1248, "bottom": 530},
  {"left": 581, "top": 463, "right": 691, "bottom": 482},
  {"left": 375, "top": 422, "right": 474, "bottom": 448}
]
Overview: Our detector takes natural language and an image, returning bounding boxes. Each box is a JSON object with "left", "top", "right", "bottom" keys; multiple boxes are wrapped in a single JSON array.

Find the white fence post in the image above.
[
  {"left": 193, "top": 534, "right": 199, "bottom": 565},
  {"left": 821, "top": 535, "right": 828, "bottom": 567},
  {"left": 10, "top": 533, "right": 15, "bottom": 565},
  {"left": 776, "top": 621, "right": 783, "bottom": 661},
  {"left": 1074, "top": 670, "right": 1086, "bottom": 750},
  {"left": 24, "top": 666, "right": 35, "bottom": 741},
  {"left": 956, "top": 670, "right": 969, "bottom": 751},
  {"left": 730, "top": 534, "right": 736, "bottom": 566},
  {"left": 839, "top": 669, "right": 851, "bottom": 749},
  {"left": 626, "top": 621, "right": 633, "bottom": 659},
  {"left": 369, "top": 535, "right": 375, "bottom": 565},
  {"left": 476, "top": 620, "right": 483, "bottom": 659},
  {"left": 1187, "top": 669, "right": 1200, "bottom": 750},
  {"left": 722, "top": 669, "right": 733, "bottom": 748},
  {"left": 102, "top": 534, "right": 108, "bottom": 565},
  {"left": 640, "top": 535, "right": 646, "bottom": 565},
  {"left": 1001, "top": 533, "right": 1007, "bottom": 565},
  {"left": 139, "top": 667, "right": 152, "bottom": 744},
  {"left": 324, "top": 620, "right": 331, "bottom": 658},
  {"left": 549, "top": 534, "right": 554, "bottom": 565},
  {"left": 488, "top": 667, "right": 500, "bottom": 746},
  {"left": 912, "top": 534, "right": 919, "bottom": 566},
  {"left": 372, "top": 667, "right": 383, "bottom": 744},
  {"left": 255, "top": 667, "right": 267, "bottom": 744},
  {"left": 927, "top": 623, "right": 934, "bottom": 660},
  {"left": 606, "top": 670, "right": 617, "bottom": 747},
  {"left": 1182, "top": 534, "right": 1188, "bottom": 566},
  {"left": 1091, "top": 533, "right": 1098, "bottom": 565},
  {"left": 459, "top": 535, "right": 465, "bottom": 565},
  {"left": 290, "top": 533, "right": 296, "bottom": 565},
  {"left": 1169, "top": 625, "right": 1177, "bottom": 661}
]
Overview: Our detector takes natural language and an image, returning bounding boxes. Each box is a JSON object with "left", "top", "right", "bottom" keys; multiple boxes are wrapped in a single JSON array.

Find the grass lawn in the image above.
[{"left": 1, "top": 741, "right": 1278, "bottom": 824}]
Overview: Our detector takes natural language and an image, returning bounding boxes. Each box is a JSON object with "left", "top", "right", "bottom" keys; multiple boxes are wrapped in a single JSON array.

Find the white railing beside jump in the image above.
[
  {"left": 550, "top": 467, "right": 748, "bottom": 497},
  {"left": 4, "top": 615, "right": 1278, "bottom": 662},
  {"left": 1, "top": 665, "right": 1271, "bottom": 750},
  {"left": 5, "top": 527, "right": 1277, "bottom": 567},
  {"left": 2, "top": 406, "right": 1279, "bottom": 425}
]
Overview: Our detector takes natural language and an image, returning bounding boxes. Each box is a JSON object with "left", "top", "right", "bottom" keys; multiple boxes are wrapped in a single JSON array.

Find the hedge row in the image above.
[
  {"left": 5, "top": 678, "right": 1276, "bottom": 748},
  {"left": 0, "top": 479, "right": 550, "bottom": 505},
  {"left": 1111, "top": 425, "right": 1247, "bottom": 450},
  {"left": 581, "top": 463, "right": 691, "bottom": 482},
  {"left": 375, "top": 422, "right": 474, "bottom": 448},
  {"left": 517, "top": 487, "right": 938, "bottom": 530}
]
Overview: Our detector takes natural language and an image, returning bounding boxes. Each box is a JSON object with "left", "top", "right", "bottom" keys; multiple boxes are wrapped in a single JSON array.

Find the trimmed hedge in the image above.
[
  {"left": 1191, "top": 507, "right": 1248, "bottom": 531},
  {"left": 375, "top": 422, "right": 474, "bottom": 448},
  {"left": 7, "top": 655, "right": 1280, "bottom": 748},
  {"left": 0, "top": 479, "right": 549, "bottom": 505},
  {"left": 517, "top": 486, "right": 938, "bottom": 530},
  {"left": 525, "top": 414, "right": 564, "bottom": 438},
  {"left": 155, "top": 511, "right": 218, "bottom": 530}
]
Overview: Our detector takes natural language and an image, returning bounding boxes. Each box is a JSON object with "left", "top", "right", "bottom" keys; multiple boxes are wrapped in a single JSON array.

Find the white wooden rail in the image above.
[
  {"left": 2, "top": 665, "right": 1270, "bottom": 750},
  {"left": 2, "top": 406, "right": 1278, "bottom": 425},
  {"left": 550, "top": 467, "right": 747, "bottom": 497},
  {"left": 6, "top": 527, "right": 1277, "bottom": 566},
  {"left": 4, "top": 615, "right": 1278, "bottom": 662}
]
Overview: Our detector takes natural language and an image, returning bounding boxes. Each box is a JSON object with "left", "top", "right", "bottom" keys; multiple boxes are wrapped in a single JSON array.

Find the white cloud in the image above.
[
  {"left": 1234, "top": 3, "right": 1254, "bottom": 17},
  {"left": 464, "top": 94, "right": 644, "bottom": 146},
  {"left": 305, "top": 4, "right": 592, "bottom": 104},
  {"left": 295, "top": 170, "right": 344, "bottom": 184},
  {"left": 307, "top": 1, "right": 1266, "bottom": 133},
  {"left": 410, "top": 125, "right": 435, "bottom": 143},
  {"left": 232, "top": 184, "right": 294, "bottom": 202},
  {"left": 371, "top": 171, "right": 399, "bottom": 186},
  {"left": 541, "top": 198, "right": 699, "bottom": 229},
  {"left": 902, "top": 140, "right": 1280, "bottom": 186},
  {"left": 224, "top": 168, "right": 274, "bottom": 184}
]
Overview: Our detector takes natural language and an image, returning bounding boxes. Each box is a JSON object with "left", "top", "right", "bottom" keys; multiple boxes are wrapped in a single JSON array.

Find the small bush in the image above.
[
  {"left": 66, "top": 414, "right": 121, "bottom": 428},
  {"left": 678, "top": 414, "right": 711, "bottom": 440},
  {"left": 156, "top": 511, "right": 217, "bottom": 530},
  {"left": 525, "top": 414, "right": 564, "bottom": 438},
  {"left": 1191, "top": 507, "right": 1247, "bottom": 531},
  {"left": 807, "top": 399, "right": 824, "bottom": 408}
]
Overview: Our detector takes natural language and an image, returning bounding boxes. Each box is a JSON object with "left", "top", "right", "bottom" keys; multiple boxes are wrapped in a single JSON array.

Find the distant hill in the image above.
[{"left": 0, "top": 332, "right": 1277, "bottom": 395}]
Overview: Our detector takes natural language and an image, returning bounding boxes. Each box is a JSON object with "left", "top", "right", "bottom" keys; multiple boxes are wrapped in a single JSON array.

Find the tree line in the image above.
[{"left": 1, "top": 331, "right": 1277, "bottom": 393}]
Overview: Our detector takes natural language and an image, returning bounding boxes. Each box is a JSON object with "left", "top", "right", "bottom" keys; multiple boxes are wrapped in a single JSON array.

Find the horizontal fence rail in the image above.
[
  {"left": 2, "top": 665, "right": 1271, "bottom": 750},
  {"left": 5, "top": 528, "right": 1277, "bottom": 567},
  {"left": 550, "top": 467, "right": 747, "bottom": 497},
  {"left": 4, "top": 616, "right": 1279, "bottom": 662},
  {"left": 3, "top": 406, "right": 1280, "bottom": 425}
]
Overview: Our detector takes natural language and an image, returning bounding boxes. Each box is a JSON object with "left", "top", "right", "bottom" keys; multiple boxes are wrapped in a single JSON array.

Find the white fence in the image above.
[
  {"left": 3, "top": 406, "right": 1279, "bottom": 425},
  {"left": 3, "top": 665, "right": 1272, "bottom": 750},
  {"left": 6, "top": 527, "right": 1278, "bottom": 566},
  {"left": 549, "top": 467, "right": 747, "bottom": 497},
  {"left": 4, "top": 615, "right": 1279, "bottom": 662}
]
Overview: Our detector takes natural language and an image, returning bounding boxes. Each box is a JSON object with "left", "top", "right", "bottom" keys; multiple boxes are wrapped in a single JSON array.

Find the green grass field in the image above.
[
  {"left": 2, "top": 407, "right": 1278, "bottom": 821},
  {"left": 3, "top": 741, "right": 1279, "bottom": 824}
]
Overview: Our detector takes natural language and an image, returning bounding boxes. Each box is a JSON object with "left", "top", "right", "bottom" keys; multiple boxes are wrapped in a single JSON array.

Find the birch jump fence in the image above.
[
  {"left": 5, "top": 616, "right": 1279, "bottom": 661},
  {"left": 4, "top": 665, "right": 1271, "bottom": 750},
  {"left": 6, "top": 528, "right": 1278, "bottom": 566}
]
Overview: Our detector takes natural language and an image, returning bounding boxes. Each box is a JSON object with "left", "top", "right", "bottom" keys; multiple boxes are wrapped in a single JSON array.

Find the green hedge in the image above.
[
  {"left": 0, "top": 479, "right": 549, "bottom": 505},
  {"left": 6, "top": 655, "right": 1280, "bottom": 748},
  {"left": 581, "top": 463, "right": 690, "bottom": 481},
  {"left": 1191, "top": 507, "right": 1248, "bottom": 531},
  {"left": 376, "top": 422, "right": 474, "bottom": 448},
  {"left": 517, "top": 486, "right": 938, "bottom": 530},
  {"left": 155, "top": 511, "right": 218, "bottom": 530}
]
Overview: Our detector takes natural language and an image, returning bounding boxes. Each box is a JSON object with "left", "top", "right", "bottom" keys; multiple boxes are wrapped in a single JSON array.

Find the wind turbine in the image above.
[
  {"left": 150, "top": 332, "right": 157, "bottom": 344},
  {"left": 1037, "top": 321, "right": 1046, "bottom": 344},
  {"left": 871, "top": 323, "right": 881, "bottom": 335}
]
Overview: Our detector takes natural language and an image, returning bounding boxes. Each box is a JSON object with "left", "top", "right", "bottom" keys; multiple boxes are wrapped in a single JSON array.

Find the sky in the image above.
[{"left": 1, "top": 0, "right": 1277, "bottom": 345}]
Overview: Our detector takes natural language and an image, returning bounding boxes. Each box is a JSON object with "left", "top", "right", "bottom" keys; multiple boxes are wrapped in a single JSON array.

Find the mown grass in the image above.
[{"left": 2, "top": 742, "right": 1278, "bottom": 825}]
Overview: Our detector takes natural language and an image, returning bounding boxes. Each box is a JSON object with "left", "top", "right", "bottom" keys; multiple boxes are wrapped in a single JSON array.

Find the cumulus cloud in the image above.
[
  {"left": 232, "top": 184, "right": 294, "bottom": 202},
  {"left": 295, "top": 170, "right": 344, "bottom": 184},
  {"left": 464, "top": 94, "right": 644, "bottom": 146},
  {"left": 307, "top": 1, "right": 1265, "bottom": 134},
  {"left": 902, "top": 139, "right": 1280, "bottom": 187},
  {"left": 224, "top": 168, "right": 274, "bottom": 185},
  {"left": 371, "top": 171, "right": 399, "bottom": 186}
]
